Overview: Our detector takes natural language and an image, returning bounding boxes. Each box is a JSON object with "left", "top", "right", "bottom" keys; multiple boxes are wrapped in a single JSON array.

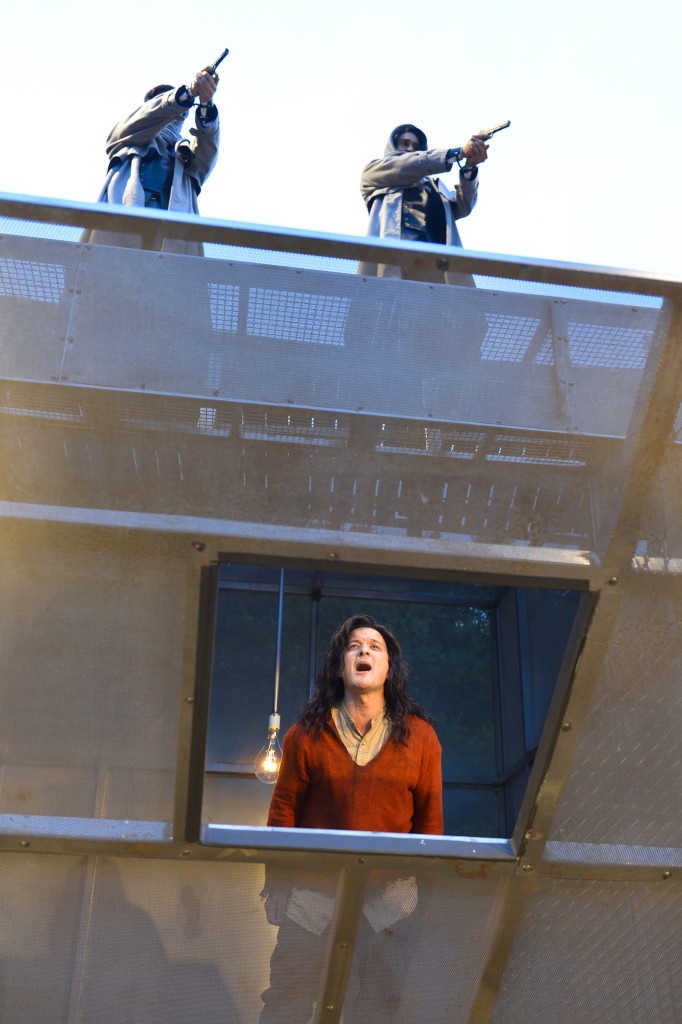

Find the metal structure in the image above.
[{"left": 0, "top": 193, "right": 680, "bottom": 1022}]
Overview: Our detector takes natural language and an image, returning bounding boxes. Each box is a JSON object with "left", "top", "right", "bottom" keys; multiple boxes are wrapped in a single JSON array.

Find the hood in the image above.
[{"left": 386, "top": 123, "right": 428, "bottom": 155}]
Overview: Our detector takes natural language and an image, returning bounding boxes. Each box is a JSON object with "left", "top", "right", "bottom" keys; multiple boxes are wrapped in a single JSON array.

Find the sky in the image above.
[{"left": 3, "top": 0, "right": 681, "bottom": 280}]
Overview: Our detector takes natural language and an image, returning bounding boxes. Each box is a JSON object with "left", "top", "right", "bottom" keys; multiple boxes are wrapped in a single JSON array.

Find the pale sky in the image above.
[{"left": 4, "top": 0, "right": 680, "bottom": 279}]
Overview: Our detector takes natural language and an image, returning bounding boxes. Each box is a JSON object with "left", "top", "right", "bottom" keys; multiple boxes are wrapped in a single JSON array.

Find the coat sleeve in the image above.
[
  {"left": 360, "top": 149, "right": 453, "bottom": 202},
  {"left": 266, "top": 726, "right": 310, "bottom": 828},
  {"left": 437, "top": 173, "right": 479, "bottom": 223},
  {"left": 105, "top": 88, "right": 191, "bottom": 162},
  {"left": 411, "top": 723, "right": 444, "bottom": 835},
  {"left": 184, "top": 109, "right": 220, "bottom": 189}
]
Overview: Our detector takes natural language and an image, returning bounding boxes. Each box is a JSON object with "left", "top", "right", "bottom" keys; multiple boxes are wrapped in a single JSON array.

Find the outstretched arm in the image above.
[{"left": 361, "top": 148, "right": 453, "bottom": 193}]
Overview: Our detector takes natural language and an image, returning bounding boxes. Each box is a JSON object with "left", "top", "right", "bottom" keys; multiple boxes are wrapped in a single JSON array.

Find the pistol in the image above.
[
  {"left": 207, "top": 47, "right": 229, "bottom": 76},
  {"left": 478, "top": 120, "right": 511, "bottom": 140}
]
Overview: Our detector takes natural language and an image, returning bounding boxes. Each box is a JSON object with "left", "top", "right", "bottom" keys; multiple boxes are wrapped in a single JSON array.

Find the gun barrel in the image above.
[
  {"left": 481, "top": 120, "right": 511, "bottom": 139},
  {"left": 208, "top": 47, "right": 229, "bottom": 75}
]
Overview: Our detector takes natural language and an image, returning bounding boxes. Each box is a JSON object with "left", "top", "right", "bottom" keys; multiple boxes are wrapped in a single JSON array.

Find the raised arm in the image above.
[
  {"left": 105, "top": 88, "right": 192, "bottom": 161},
  {"left": 361, "top": 148, "right": 454, "bottom": 194}
]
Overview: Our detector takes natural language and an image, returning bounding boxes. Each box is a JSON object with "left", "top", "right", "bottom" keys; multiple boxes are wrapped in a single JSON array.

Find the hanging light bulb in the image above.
[
  {"left": 254, "top": 713, "right": 282, "bottom": 784},
  {"left": 254, "top": 569, "right": 285, "bottom": 785}
]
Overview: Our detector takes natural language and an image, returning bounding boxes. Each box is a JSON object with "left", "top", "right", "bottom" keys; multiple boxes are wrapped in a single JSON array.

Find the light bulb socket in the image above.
[{"left": 267, "top": 713, "right": 281, "bottom": 732}]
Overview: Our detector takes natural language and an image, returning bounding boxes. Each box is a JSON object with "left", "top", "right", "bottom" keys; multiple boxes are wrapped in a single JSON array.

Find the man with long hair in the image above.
[
  {"left": 260, "top": 614, "right": 442, "bottom": 1023},
  {"left": 266, "top": 612, "right": 442, "bottom": 837}
]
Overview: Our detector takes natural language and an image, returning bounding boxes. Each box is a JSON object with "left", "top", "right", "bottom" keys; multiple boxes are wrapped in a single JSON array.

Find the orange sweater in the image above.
[{"left": 267, "top": 716, "right": 443, "bottom": 835}]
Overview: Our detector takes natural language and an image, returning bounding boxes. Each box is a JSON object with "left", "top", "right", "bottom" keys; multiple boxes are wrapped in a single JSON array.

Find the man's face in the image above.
[
  {"left": 396, "top": 131, "right": 420, "bottom": 153},
  {"left": 339, "top": 628, "right": 390, "bottom": 697}
]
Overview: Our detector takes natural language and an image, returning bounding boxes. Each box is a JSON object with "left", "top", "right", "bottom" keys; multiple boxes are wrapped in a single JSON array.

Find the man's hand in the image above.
[
  {"left": 189, "top": 67, "right": 219, "bottom": 104},
  {"left": 264, "top": 893, "right": 288, "bottom": 926},
  {"left": 460, "top": 135, "right": 489, "bottom": 168}
]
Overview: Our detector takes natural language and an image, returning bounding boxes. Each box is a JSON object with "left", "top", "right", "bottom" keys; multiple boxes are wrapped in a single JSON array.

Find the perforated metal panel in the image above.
[
  {"left": 0, "top": 522, "right": 185, "bottom": 826},
  {"left": 489, "top": 877, "right": 682, "bottom": 1024},
  {"left": 548, "top": 587, "right": 682, "bottom": 851},
  {"left": 0, "top": 234, "right": 671, "bottom": 567}
]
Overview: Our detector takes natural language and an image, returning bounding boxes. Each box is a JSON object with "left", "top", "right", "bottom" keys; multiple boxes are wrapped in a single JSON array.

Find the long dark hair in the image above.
[{"left": 297, "top": 613, "right": 432, "bottom": 744}]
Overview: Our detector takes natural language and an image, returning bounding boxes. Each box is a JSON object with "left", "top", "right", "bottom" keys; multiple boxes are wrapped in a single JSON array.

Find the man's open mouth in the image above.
[{"left": 356, "top": 662, "right": 371, "bottom": 672}]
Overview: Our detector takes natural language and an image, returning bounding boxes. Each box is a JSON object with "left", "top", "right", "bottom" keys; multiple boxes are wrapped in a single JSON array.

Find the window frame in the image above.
[{"left": 196, "top": 555, "right": 592, "bottom": 844}]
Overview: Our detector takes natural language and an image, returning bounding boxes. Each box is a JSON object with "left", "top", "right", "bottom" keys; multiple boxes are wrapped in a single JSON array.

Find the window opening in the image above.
[{"left": 203, "top": 562, "right": 583, "bottom": 838}]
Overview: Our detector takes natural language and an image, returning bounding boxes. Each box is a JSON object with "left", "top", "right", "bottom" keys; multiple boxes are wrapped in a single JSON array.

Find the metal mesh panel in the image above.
[
  {"left": 0, "top": 523, "right": 182, "bottom": 825},
  {"left": 0, "top": 852, "right": 88, "bottom": 1024},
  {"left": 247, "top": 287, "right": 350, "bottom": 344},
  {"left": 0, "top": 851, "right": 513, "bottom": 1024},
  {"left": 489, "top": 877, "right": 682, "bottom": 1024},
  {"left": 548, "top": 587, "right": 682, "bottom": 850},
  {"left": 0, "top": 255, "right": 66, "bottom": 302},
  {"left": 631, "top": 433, "right": 682, "bottom": 565},
  {"left": 0, "top": 237, "right": 672, "bottom": 567},
  {"left": 481, "top": 313, "right": 543, "bottom": 361},
  {"left": 0, "top": 237, "right": 81, "bottom": 381}
]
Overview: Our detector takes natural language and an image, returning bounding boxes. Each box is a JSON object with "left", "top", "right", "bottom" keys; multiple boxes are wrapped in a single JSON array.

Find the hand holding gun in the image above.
[
  {"left": 477, "top": 119, "right": 511, "bottom": 141},
  {"left": 458, "top": 121, "right": 509, "bottom": 168},
  {"left": 207, "top": 47, "right": 229, "bottom": 77},
  {"left": 188, "top": 50, "right": 228, "bottom": 107}
]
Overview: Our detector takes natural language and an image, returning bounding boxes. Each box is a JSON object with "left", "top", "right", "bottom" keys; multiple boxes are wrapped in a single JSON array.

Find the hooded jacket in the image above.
[
  {"left": 360, "top": 123, "right": 478, "bottom": 280},
  {"left": 83, "top": 86, "right": 220, "bottom": 254}
]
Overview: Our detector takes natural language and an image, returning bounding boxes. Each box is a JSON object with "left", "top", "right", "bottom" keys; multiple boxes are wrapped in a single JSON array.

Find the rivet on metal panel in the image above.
[
  {"left": 608, "top": 576, "right": 619, "bottom": 585},
  {"left": 326, "top": 552, "right": 338, "bottom": 561},
  {"left": 191, "top": 541, "right": 206, "bottom": 552},
  {"left": 663, "top": 871, "right": 672, "bottom": 879},
  {"left": 326, "top": 1006, "right": 335, "bottom": 1012},
  {"left": 522, "top": 863, "right": 533, "bottom": 872},
  {"left": 181, "top": 849, "right": 191, "bottom": 857},
  {"left": 19, "top": 840, "right": 29, "bottom": 847},
  {"left": 338, "top": 942, "right": 348, "bottom": 949},
  {"left": 561, "top": 721, "right": 572, "bottom": 732},
  {"left": 186, "top": 696, "right": 195, "bottom": 704},
  {"left": 358, "top": 857, "right": 365, "bottom": 864}
]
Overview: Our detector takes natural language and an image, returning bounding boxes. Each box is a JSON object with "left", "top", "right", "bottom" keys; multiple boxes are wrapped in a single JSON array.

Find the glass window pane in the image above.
[
  {"left": 443, "top": 786, "right": 500, "bottom": 837},
  {"left": 206, "top": 589, "right": 310, "bottom": 765}
]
